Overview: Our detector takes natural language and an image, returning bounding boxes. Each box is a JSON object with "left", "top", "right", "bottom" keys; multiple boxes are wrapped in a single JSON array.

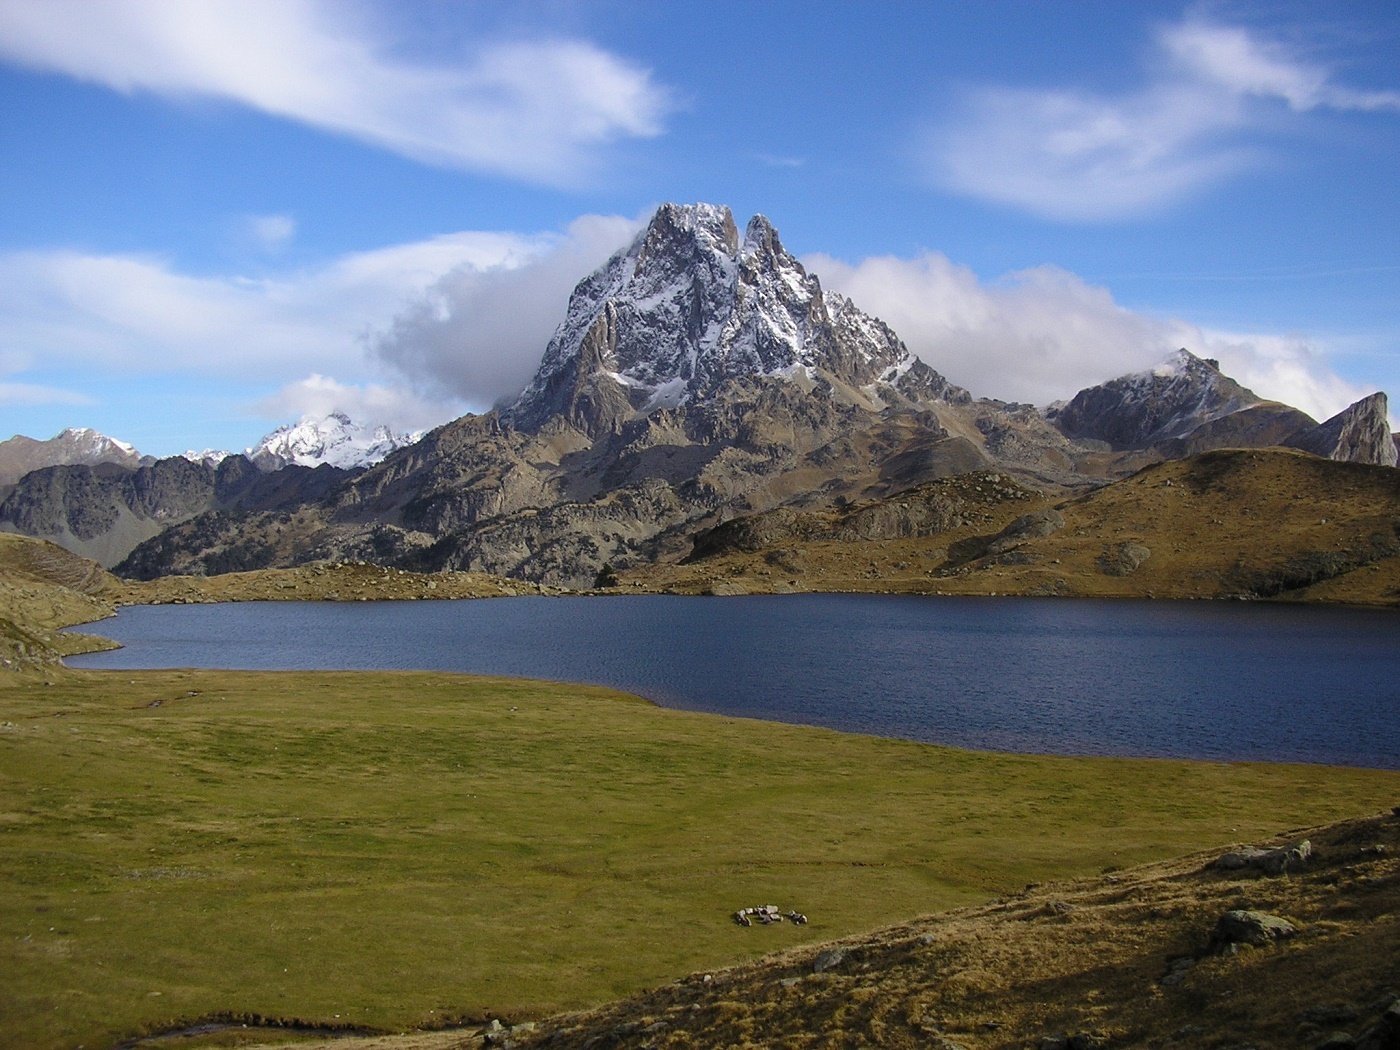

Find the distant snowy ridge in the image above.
[
  {"left": 178, "top": 413, "right": 421, "bottom": 472},
  {"left": 246, "top": 412, "right": 421, "bottom": 471},
  {"left": 181, "top": 448, "right": 233, "bottom": 468},
  {"left": 0, "top": 426, "right": 149, "bottom": 486}
]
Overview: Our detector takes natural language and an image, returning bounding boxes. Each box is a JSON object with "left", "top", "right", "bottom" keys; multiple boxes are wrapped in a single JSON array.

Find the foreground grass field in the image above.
[{"left": 3, "top": 669, "right": 1399, "bottom": 1049}]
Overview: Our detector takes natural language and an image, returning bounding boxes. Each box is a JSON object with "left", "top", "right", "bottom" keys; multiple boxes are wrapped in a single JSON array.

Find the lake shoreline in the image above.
[{"left": 67, "top": 591, "right": 1400, "bottom": 771}]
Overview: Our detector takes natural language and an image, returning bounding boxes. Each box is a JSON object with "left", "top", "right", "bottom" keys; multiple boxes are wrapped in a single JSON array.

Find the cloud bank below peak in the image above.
[
  {"left": 923, "top": 16, "right": 1400, "bottom": 221},
  {"left": 0, "top": 0, "right": 671, "bottom": 184}
]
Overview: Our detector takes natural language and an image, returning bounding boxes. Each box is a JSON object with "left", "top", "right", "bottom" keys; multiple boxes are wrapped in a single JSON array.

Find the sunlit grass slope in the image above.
[{"left": 3, "top": 669, "right": 1398, "bottom": 1049}]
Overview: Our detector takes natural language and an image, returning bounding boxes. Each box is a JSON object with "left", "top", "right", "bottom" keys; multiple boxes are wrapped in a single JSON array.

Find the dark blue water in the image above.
[{"left": 68, "top": 594, "right": 1400, "bottom": 768}]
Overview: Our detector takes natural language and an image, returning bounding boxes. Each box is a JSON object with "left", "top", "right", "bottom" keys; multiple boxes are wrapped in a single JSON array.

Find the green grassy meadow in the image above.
[{"left": 3, "top": 668, "right": 1398, "bottom": 1049}]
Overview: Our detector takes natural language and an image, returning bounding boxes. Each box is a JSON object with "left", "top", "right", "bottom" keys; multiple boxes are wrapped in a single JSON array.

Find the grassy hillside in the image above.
[
  {"left": 470, "top": 809, "right": 1400, "bottom": 1050},
  {"left": 636, "top": 449, "right": 1400, "bottom": 605},
  {"left": 3, "top": 669, "right": 1399, "bottom": 1050},
  {"left": 0, "top": 533, "right": 121, "bottom": 668}
]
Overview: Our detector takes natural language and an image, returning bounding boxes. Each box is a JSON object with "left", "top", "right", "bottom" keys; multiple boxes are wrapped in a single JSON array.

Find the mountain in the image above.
[
  {"left": 1046, "top": 349, "right": 1397, "bottom": 469},
  {"left": 117, "top": 205, "right": 1061, "bottom": 584},
  {"left": 9, "top": 203, "right": 1396, "bottom": 587},
  {"left": 246, "top": 412, "right": 421, "bottom": 471},
  {"left": 1047, "top": 350, "right": 1271, "bottom": 449},
  {"left": 0, "top": 427, "right": 150, "bottom": 487},
  {"left": 506, "top": 202, "right": 964, "bottom": 436},
  {"left": 180, "top": 414, "right": 420, "bottom": 473}
]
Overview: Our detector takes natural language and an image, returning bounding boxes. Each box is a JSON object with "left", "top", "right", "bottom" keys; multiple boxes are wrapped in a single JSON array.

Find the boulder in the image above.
[
  {"left": 1099, "top": 541, "right": 1151, "bottom": 576},
  {"left": 1209, "top": 909, "right": 1297, "bottom": 952},
  {"left": 1212, "top": 840, "right": 1313, "bottom": 875},
  {"left": 986, "top": 509, "right": 1064, "bottom": 555}
]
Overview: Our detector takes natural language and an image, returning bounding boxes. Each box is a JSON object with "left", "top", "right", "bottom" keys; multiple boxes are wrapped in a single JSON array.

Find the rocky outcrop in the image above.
[
  {"left": 1286, "top": 393, "right": 1398, "bottom": 468},
  {"left": 1207, "top": 909, "right": 1297, "bottom": 952},
  {"left": 1211, "top": 839, "right": 1313, "bottom": 875}
]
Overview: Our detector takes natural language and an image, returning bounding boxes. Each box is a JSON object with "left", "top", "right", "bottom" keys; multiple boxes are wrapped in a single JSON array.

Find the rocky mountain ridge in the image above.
[
  {"left": 0, "top": 427, "right": 151, "bottom": 487},
  {"left": 0, "top": 454, "right": 355, "bottom": 568},
  {"left": 6, "top": 203, "right": 1396, "bottom": 586}
]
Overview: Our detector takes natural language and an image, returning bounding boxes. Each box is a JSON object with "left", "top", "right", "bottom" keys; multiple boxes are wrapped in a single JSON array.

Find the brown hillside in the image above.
[{"left": 634, "top": 448, "right": 1400, "bottom": 605}]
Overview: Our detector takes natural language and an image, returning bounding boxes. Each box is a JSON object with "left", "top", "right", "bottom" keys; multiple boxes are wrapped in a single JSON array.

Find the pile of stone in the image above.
[{"left": 734, "top": 905, "right": 807, "bottom": 927}]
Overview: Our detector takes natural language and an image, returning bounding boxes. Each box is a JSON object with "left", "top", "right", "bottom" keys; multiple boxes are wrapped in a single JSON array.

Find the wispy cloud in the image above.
[
  {"left": 807, "top": 250, "right": 1375, "bottom": 422},
  {"left": 924, "top": 16, "right": 1400, "bottom": 220},
  {"left": 0, "top": 382, "right": 94, "bottom": 407},
  {"left": 247, "top": 213, "right": 296, "bottom": 253},
  {"left": 0, "top": 0, "right": 671, "bottom": 184}
]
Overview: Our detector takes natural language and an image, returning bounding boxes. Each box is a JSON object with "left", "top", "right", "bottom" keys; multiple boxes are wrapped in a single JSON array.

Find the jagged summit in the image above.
[
  {"left": 1046, "top": 348, "right": 1262, "bottom": 450},
  {"left": 505, "top": 202, "right": 965, "bottom": 435}
]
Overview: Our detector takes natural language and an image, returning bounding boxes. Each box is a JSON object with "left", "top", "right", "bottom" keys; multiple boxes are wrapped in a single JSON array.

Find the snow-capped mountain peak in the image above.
[
  {"left": 181, "top": 448, "right": 234, "bottom": 468},
  {"left": 247, "top": 412, "right": 421, "bottom": 471},
  {"left": 505, "top": 202, "right": 966, "bottom": 434}
]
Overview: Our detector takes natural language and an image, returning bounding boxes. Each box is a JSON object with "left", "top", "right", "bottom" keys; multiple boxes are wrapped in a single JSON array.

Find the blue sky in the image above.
[{"left": 1, "top": 0, "right": 1397, "bottom": 456}]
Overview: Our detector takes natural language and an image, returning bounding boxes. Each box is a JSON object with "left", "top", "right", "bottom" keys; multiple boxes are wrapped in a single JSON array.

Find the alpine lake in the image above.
[{"left": 71, "top": 592, "right": 1400, "bottom": 769}]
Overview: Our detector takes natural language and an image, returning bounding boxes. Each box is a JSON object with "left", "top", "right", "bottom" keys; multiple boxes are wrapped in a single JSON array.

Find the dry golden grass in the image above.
[{"left": 632, "top": 449, "right": 1400, "bottom": 607}]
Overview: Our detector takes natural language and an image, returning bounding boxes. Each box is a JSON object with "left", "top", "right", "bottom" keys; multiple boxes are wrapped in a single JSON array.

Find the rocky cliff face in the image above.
[{"left": 1285, "top": 392, "right": 1398, "bottom": 468}]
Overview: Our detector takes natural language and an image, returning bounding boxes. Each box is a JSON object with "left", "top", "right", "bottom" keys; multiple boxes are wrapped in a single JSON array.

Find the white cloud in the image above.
[
  {"left": 372, "top": 212, "right": 644, "bottom": 408},
  {"left": 1162, "top": 22, "right": 1400, "bottom": 113},
  {"left": 0, "top": 382, "right": 94, "bottom": 407},
  {"left": 1192, "top": 330, "right": 1375, "bottom": 424},
  {"left": 255, "top": 374, "right": 454, "bottom": 435},
  {"left": 0, "top": 214, "right": 640, "bottom": 434},
  {"left": 0, "top": 232, "right": 534, "bottom": 379},
  {"left": 807, "top": 250, "right": 1375, "bottom": 422},
  {"left": 0, "top": 0, "right": 670, "bottom": 184},
  {"left": 926, "top": 17, "right": 1400, "bottom": 220}
]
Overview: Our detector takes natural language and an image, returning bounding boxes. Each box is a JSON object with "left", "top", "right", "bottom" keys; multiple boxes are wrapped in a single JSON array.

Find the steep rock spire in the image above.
[{"left": 504, "top": 203, "right": 963, "bottom": 435}]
